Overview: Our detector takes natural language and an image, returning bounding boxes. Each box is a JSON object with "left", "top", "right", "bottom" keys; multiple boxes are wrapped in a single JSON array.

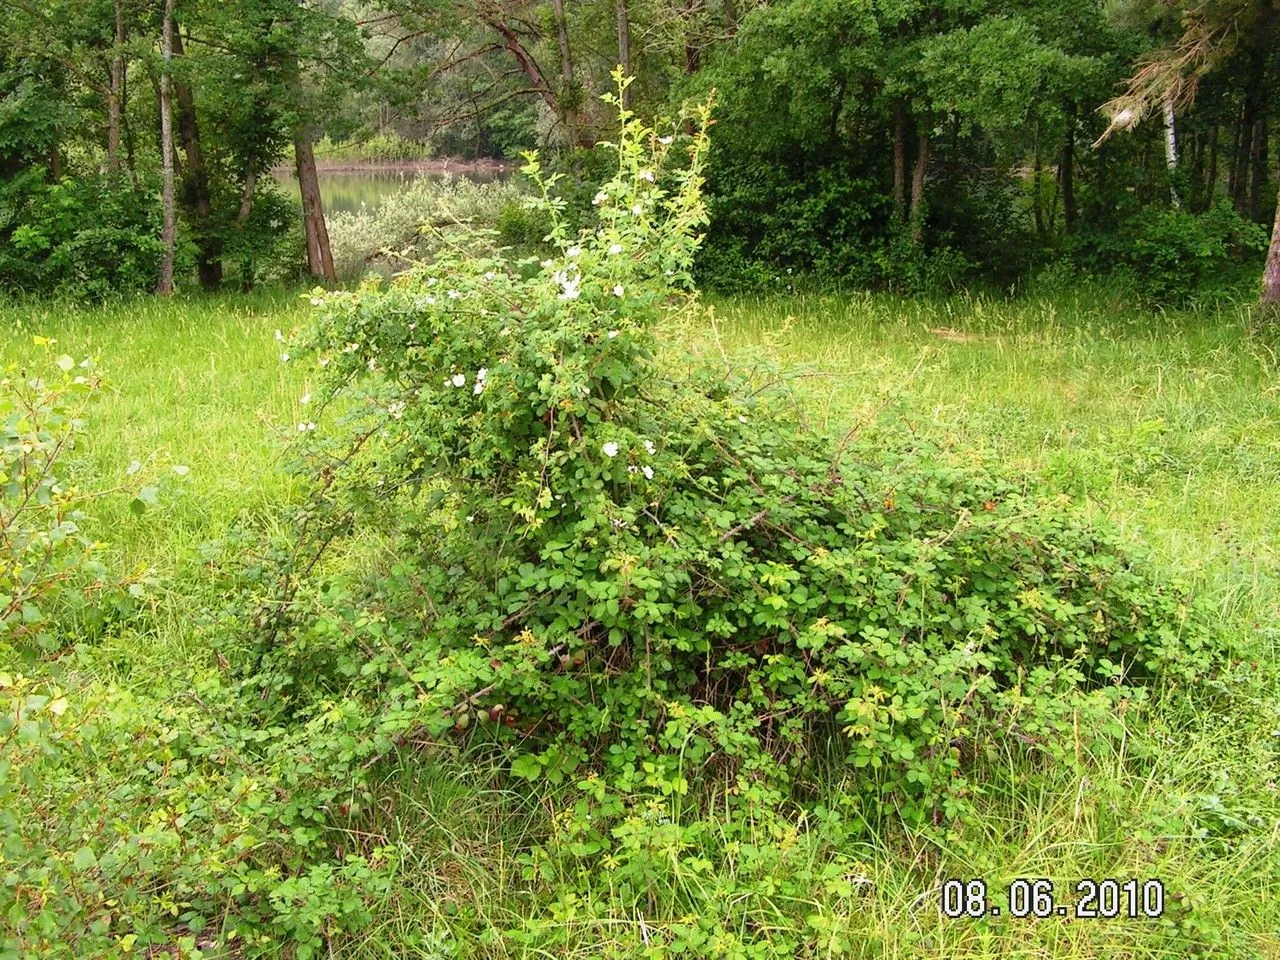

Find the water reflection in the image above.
[{"left": 274, "top": 167, "right": 512, "bottom": 214}]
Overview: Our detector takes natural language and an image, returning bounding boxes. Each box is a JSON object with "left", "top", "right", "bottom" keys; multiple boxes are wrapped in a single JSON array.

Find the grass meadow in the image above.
[{"left": 3, "top": 289, "right": 1279, "bottom": 958}]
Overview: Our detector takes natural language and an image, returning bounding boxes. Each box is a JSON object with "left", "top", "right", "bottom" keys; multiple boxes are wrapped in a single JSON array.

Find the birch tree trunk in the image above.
[
  {"left": 157, "top": 0, "right": 176, "bottom": 295},
  {"left": 1163, "top": 95, "right": 1181, "bottom": 208}
]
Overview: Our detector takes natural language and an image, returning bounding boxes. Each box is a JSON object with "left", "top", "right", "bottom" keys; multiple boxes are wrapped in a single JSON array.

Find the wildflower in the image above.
[
  {"left": 602, "top": 441, "right": 620, "bottom": 458},
  {"left": 738, "top": 415, "right": 748, "bottom": 423},
  {"left": 297, "top": 421, "right": 316, "bottom": 432},
  {"left": 426, "top": 295, "right": 436, "bottom": 305},
  {"left": 608, "top": 243, "right": 623, "bottom": 255},
  {"left": 639, "top": 170, "right": 655, "bottom": 182},
  {"left": 319, "top": 356, "right": 331, "bottom": 368},
  {"left": 642, "top": 465, "right": 654, "bottom": 480},
  {"left": 557, "top": 270, "right": 581, "bottom": 301},
  {"left": 473, "top": 382, "right": 484, "bottom": 395},
  {"left": 628, "top": 465, "right": 638, "bottom": 474},
  {"left": 607, "top": 330, "right": 619, "bottom": 339},
  {"left": 658, "top": 135, "right": 674, "bottom": 145},
  {"left": 367, "top": 357, "right": 378, "bottom": 371},
  {"left": 499, "top": 327, "right": 511, "bottom": 337},
  {"left": 448, "top": 289, "right": 460, "bottom": 300},
  {"left": 467, "top": 515, "right": 475, "bottom": 522},
  {"left": 541, "top": 259, "right": 555, "bottom": 269},
  {"left": 300, "top": 391, "right": 311, "bottom": 405},
  {"left": 485, "top": 271, "right": 496, "bottom": 281},
  {"left": 310, "top": 296, "right": 323, "bottom": 306},
  {"left": 593, "top": 190, "right": 608, "bottom": 205},
  {"left": 274, "top": 329, "right": 284, "bottom": 342},
  {"left": 451, "top": 373, "right": 466, "bottom": 388},
  {"left": 477, "top": 367, "right": 488, "bottom": 381},
  {"left": 567, "top": 245, "right": 582, "bottom": 257},
  {"left": 631, "top": 204, "right": 643, "bottom": 216},
  {"left": 613, "top": 284, "right": 624, "bottom": 297},
  {"left": 387, "top": 400, "right": 406, "bottom": 419},
  {"left": 280, "top": 352, "right": 290, "bottom": 363},
  {"left": 643, "top": 439, "right": 656, "bottom": 455},
  {"left": 427, "top": 277, "right": 438, "bottom": 286}
]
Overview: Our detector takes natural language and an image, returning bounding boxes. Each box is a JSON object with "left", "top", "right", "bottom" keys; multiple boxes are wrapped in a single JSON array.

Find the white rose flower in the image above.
[
  {"left": 613, "top": 284, "right": 624, "bottom": 297},
  {"left": 602, "top": 441, "right": 620, "bottom": 458},
  {"left": 643, "top": 439, "right": 655, "bottom": 455},
  {"left": 451, "top": 373, "right": 466, "bottom": 387},
  {"left": 641, "top": 465, "right": 654, "bottom": 480}
]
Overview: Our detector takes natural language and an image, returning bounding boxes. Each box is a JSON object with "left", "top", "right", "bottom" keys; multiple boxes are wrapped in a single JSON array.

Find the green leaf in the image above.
[
  {"left": 72, "top": 846, "right": 97, "bottom": 871},
  {"left": 510, "top": 754, "right": 542, "bottom": 781}
]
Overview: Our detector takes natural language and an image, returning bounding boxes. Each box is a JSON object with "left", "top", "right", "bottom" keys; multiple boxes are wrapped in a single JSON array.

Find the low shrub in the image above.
[
  {"left": 1064, "top": 201, "right": 1268, "bottom": 304},
  {"left": 0, "top": 174, "right": 168, "bottom": 299},
  {"left": 1, "top": 349, "right": 158, "bottom": 655},
  {"left": 238, "top": 76, "right": 1216, "bottom": 849}
]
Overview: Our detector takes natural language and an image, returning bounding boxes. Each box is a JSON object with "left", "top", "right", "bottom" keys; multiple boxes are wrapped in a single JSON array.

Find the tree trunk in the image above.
[
  {"left": 683, "top": 0, "right": 701, "bottom": 75},
  {"left": 1062, "top": 103, "right": 1077, "bottom": 233},
  {"left": 294, "top": 127, "right": 336, "bottom": 284},
  {"left": 236, "top": 170, "right": 257, "bottom": 226},
  {"left": 171, "top": 30, "right": 221, "bottom": 289},
  {"left": 616, "top": 0, "right": 632, "bottom": 111},
  {"left": 1249, "top": 115, "right": 1269, "bottom": 222},
  {"left": 1263, "top": 184, "right": 1280, "bottom": 308},
  {"left": 893, "top": 102, "right": 907, "bottom": 224},
  {"left": 550, "top": 0, "right": 581, "bottom": 143},
  {"left": 1163, "top": 95, "right": 1181, "bottom": 208},
  {"left": 107, "top": 0, "right": 125, "bottom": 177},
  {"left": 909, "top": 129, "right": 930, "bottom": 245},
  {"left": 157, "top": 0, "right": 176, "bottom": 295},
  {"left": 1032, "top": 122, "right": 1044, "bottom": 236},
  {"left": 1229, "top": 97, "right": 1247, "bottom": 205},
  {"left": 1206, "top": 123, "right": 1219, "bottom": 208}
]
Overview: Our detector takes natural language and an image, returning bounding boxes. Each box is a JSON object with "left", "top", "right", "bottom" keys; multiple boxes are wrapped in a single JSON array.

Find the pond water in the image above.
[{"left": 274, "top": 167, "right": 512, "bottom": 215}]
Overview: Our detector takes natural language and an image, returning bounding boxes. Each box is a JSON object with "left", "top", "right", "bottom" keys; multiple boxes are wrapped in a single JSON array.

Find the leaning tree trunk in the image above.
[
  {"left": 1264, "top": 184, "right": 1280, "bottom": 308},
  {"left": 157, "top": 0, "right": 176, "bottom": 295},
  {"left": 294, "top": 127, "right": 336, "bottom": 284}
]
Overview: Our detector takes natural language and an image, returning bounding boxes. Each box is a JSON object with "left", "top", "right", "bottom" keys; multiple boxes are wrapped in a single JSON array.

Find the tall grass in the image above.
[{"left": 2, "top": 288, "right": 1277, "bottom": 957}]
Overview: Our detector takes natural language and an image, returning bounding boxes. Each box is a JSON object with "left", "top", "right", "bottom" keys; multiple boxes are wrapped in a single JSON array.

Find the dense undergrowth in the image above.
[{"left": 2, "top": 100, "right": 1280, "bottom": 959}]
